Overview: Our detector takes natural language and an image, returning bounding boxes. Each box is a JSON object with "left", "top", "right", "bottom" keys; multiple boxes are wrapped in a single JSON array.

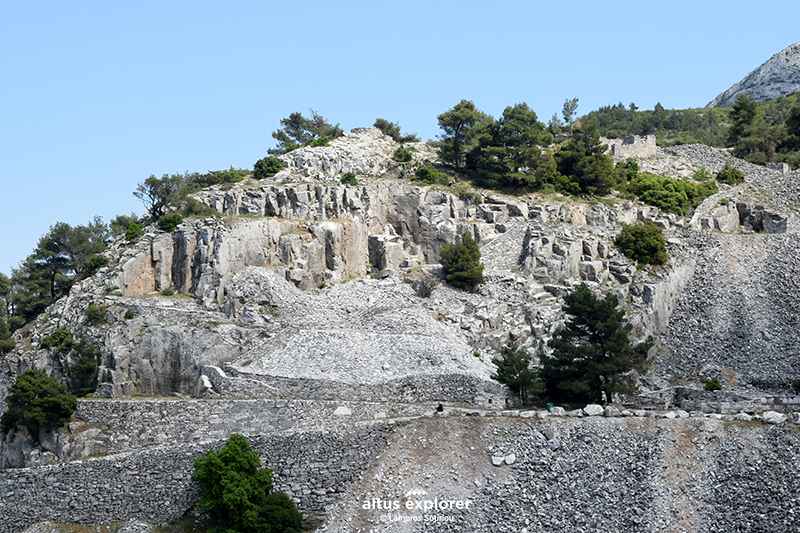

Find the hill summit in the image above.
[{"left": 706, "top": 42, "right": 800, "bottom": 107}]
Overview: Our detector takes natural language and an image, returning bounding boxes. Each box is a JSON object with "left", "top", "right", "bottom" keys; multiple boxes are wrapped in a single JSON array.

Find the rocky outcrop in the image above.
[{"left": 707, "top": 42, "right": 800, "bottom": 107}]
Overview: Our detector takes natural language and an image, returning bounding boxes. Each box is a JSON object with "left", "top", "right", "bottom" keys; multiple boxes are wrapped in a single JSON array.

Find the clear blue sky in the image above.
[{"left": 1, "top": 0, "right": 798, "bottom": 274}]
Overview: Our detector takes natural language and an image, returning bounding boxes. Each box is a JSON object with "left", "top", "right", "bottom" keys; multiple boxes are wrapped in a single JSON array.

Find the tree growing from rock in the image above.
[
  {"left": 1, "top": 369, "right": 77, "bottom": 440},
  {"left": 193, "top": 433, "right": 302, "bottom": 533},
  {"left": 268, "top": 109, "right": 343, "bottom": 155},
  {"left": 133, "top": 173, "right": 185, "bottom": 220},
  {"left": 373, "top": 118, "right": 419, "bottom": 143},
  {"left": 614, "top": 221, "right": 668, "bottom": 266},
  {"left": 542, "top": 283, "right": 652, "bottom": 403},
  {"left": 438, "top": 100, "right": 488, "bottom": 170},
  {"left": 439, "top": 233, "right": 485, "bottom": 292},
  {"left": 491, "top": 340, "right": 542, "bottom": 404}
]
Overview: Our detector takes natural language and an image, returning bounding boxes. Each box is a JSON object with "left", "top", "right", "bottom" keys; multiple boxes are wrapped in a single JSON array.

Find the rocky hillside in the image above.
[
  {"left": 707, "top": 42, "right": 800, "bottom": 107},
  {"left": 2, "top": 127, "right": 800, "bottom": 531}
]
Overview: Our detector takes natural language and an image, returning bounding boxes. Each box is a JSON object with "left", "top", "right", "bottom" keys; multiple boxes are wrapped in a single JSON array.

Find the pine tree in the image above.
[
  {"left": 491, "top": 340, "right": 542, "bottom": 404},
  {"left": 439, "top": 233, "right": 485, "bottom": 292},
  {"left": 542, "top": 283, "right": 651, "bottom": 403}
]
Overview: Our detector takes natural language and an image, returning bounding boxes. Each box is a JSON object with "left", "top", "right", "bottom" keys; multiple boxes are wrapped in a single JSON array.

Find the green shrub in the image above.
[
  {"left": 615, "top": 221, "right": 668, "bottom": 266},
  {"left": 69, "top": 338, "right": 101, "bottom": 397},
  {"left": 627, "top": 172, "right": 716, "bottom": 214},
  {"left": 704, "top": 377, "right": 722, "bottom": 391},
  {"left": 157, "top": 213, "right": 183, "bottom": 232},
  {"left": 41, "top": 327, "right": 75, "bottom": 351},
  {"left": 340, "top": 172, "right": 358, "bottom": 186},
  {"left": 85, "top": 304, "right": 107, "bottom": 326},
  {"left": 393, "top": 146, "right": 413, "bottom": 162},
  {"left": 125, "top": 221, "right": 144, "bottom": 241},
  {"left": 181, "top": 197, "right": 220, "bottom": 218},
  {"left": 491, "top": 340, "right": 542, "bottom": 405},
  {"left": 83, "top": 254, "right": 109, "bottom": 277},
  {"left": 792, "top": 379, "right": 800, "bottom": 394},
  {"left": 412, "top": 164, "right": 449, "bottom": 185},
  {"left": 693, "top": 166, "right": 712, "bottom": 181},
  {"left": 716, "top": 163, "right": 745, "bottom": 185},
  {"left": 720, "top": 198, "right": 730, "bottom": 206},
  {"left": 309, "top": 136, "right": 330, "bottom": 148},
  {"left": 124, "top": 309, "right": 135, "bottom": 320},
  {"left": 253, "top": 156, "right": 285, "bottom": 180},
  {"left": 160, "top": 287, "right": 176, "bottom": 296},
  {"left": 193, "top": 434, "right": 302, "bottom": 533},
  {"left": 1, "top": 369, "right": 77, "bottom": 439},
  {"left": 439, "top": 233, "right": 485, "bottom": 292},
  {"left": 0, "top": 317, "right": 15, "bottom": 354}
]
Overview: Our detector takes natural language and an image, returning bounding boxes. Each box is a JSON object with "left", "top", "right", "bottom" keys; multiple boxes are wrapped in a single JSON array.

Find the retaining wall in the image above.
[{"left": 0, "top": 421, "right": 400, "bottom": 533}]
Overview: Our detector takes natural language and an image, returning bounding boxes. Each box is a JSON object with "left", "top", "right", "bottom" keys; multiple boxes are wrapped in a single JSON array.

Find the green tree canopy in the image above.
[
  {"left": 1, "top": 369, "right": 77, "bottom": 440},
  {"left": 542, "top": 283, "right": 651, "bottom": 404},
  {"left": 491, "top": 340, "right": 542, "bottom": 404},
  {"left": 133, "top": 173, "right": 185, "bottom": 220},
  {"left": 614, "top": 221, "right": 668, "bottom": 266},
  {"left": 554, "top": 122, "right": 617, "bottom": 195},
  {"left": 193, "top": 434, "right": 302, "bottom": 533},
  {"left": 268, "top": 110, "right": 343, "bottom": 155},
  {"left": 438, "top": 100, "right": 489, "bottom": 170},
  {"left": 373, "top": 118, "right": 419, "bottom": 143},
  {"left": 439, "top": 233, "right": 485, "bottom": 292}
]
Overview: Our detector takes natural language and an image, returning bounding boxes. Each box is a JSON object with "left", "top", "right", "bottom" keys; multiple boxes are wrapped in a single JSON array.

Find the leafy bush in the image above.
[
  {"left": 0, "top": 316, "right": 15, "bottom": 354},
  {"left": 627, "top": 172, "right": 717, "bottom": 214},
  {"left": 124, "top": 309, "right": 135, "bottom": 320},
  {"left": 374, "top": 118, "right": 419, "bottom": 143},
  {"left": 85, "top": 304, "right": 107, "bottom": 326},
  {"left": 491, "top": 340, "right": 542, "bottom": 404},
  {"left": 157, "top": 213, "right": 184, "bottom": 232},
  {"left": 615, "top": 221, "right": 669, "bottom": 266},
  {"left": 393, "top": 146, "right": 413, "bottom": 162},
  {"left": 193, "top": 434, "right": 302, "bottom": 533},
  {"left": 716, "top": 163, "right": 745, "bottom": 185},
  {"left": 704, "top": 377, "right": 722, "bottom": 391},
  {"left": 439, "top": 233, "right": 485, "bottom": 292},
  {"left": 110, "top": 213, "right": 138, "bottom": 236},
  {"left": 125, "top": 221, "right": 144, "bottom": 241},
  {"left": 412, "top": 164, "right": 449, "bottom": 185},
  {"left": 1, "top": 369, "right": 77, "bottom": 439},
  {"left": 83, "top": 254, "right": 109, "bottom": 277},
  {"left": 693, "top": 166, "right": 712, "bottom": 181},
  {"left": 542, "top": 283, "right": 652, "bottom": 403},
  {"left": 69, "top": 338, "right": 101, "bottom": 397},
  {"left": 309, "top": 136, "right": 330, "bottom": 148},
  {"left": 181, "top": 197, "right": 220, "bottom": 218},
  {"left": 160, "top": 287, "right": 176, "bottom": 296},
  {"left": 340, "top": 172, "right": 358, "bottom": 186},
  {"left": 253, "top": 156, "right": 285, "bottom": 180},
  {"left": 792, "top": 379, "right": 800, "bottom": 394},
  {"left": 41, "top": 327, "right": 75, "bottom": 351}
]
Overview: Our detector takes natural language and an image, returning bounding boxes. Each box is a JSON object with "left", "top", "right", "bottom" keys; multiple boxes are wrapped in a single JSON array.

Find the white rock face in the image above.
[
  {"left": 762, "top": 411, "right": 787, "bottom": 425},
  {"left": 707, "top": 42, "right": 800, "bottom": 107},
  {"left": 584, "top": 404, "right": 604, "bottom": 416}
]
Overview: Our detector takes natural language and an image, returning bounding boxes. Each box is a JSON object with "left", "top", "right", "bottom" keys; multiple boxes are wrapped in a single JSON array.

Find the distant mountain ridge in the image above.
[{"left": 707, "top": 42, "right": 800, "bottom": 107}]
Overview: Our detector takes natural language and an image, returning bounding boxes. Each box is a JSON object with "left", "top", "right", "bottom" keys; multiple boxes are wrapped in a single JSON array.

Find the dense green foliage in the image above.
[
  {"left": 438, "top": 100, "right": 489, "bottom": 170},
  {"left": 542, "top": 283, "right": 651, "bottom": 403},
  {"left": 340, "top": 172, "right": 358, "bottom": 186},
  {"left": 110, "top": 213, "right": 138, "bottom": 236},
  {"left": 69, "top": 338, "right": 101, "bottom": 396},
  {"left": 439, "top": 233, "right": 484, "bottom": 292},
  {"left": 626, "top": 172, "right": 717, "bottom": 214},
  {"left": 134, "top": 174, "right": 184, "bottom": 220},
  {"left": 491, "top": 340, "right": 542, "bottom": 404},
  {"left": 704, "top": 377, "right": 722, "bottom": 391},
  {"left": 85, "top": 304, "right": 107, "bottom": 325},
  {"left": 7, "top": 219, "right": 109, "bottom": 326},
  {"left": 83, "top": 254, "right": 109, "bottom": 277},
  {"left": 0, "top": 315, "right": 14, "bottom": 353},
  {"left": 393, "top": 145, "right": 413, "bottom": 162},
  {"left": 253, "top": 156, "right": 285, "bottom": 180},
  {"left": 193, "top": 434, "right": 302, "bottom": 533},
  {"left": 1, "top": 370, "right": 77, "bottom": 439},
  {"left": 716, "top": 163, "right": 745, "bottom": 185},
  {"left": 412, "top": 163, "right": 449, "bottom": 185},
  {"left": 157, "top": 213, "right": 184, "bottom": 232},
  {"left": 268, "top": 110, "right": 343, "bottom": 155},
  {"left": 792, "top": 379, "right": 800, "bottom": 394},
  {"left": 309, "top": 136, "right": 330, "bottom": 148},
  {"left": 41, "top": 326, "right": 75, "bottom": 351},
  {"left": 615, "top": 221, "right": 669, "bottom": 266},
  {"left": 554, "top": 122, "right": 618, "bottom": 195},
  {"left": 374, "top": 118, "right": 419, "bottom": 143},
  {"left": 125, "top": 221, "right": 145, "bottom": 241}
]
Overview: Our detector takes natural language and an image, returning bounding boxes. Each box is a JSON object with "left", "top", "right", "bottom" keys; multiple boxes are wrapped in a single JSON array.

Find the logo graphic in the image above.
[{"left": 404, "top": 488, "right": 427, "bottom": 497}]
